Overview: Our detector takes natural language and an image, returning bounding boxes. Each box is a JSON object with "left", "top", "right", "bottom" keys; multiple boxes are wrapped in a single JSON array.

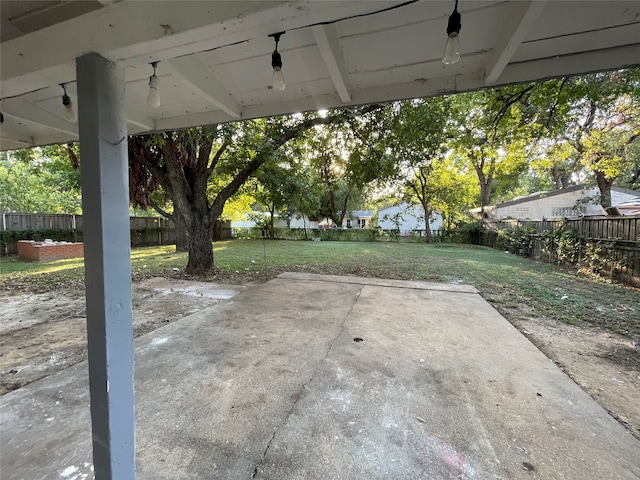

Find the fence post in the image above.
[
  {"left": 610, "top": 241, "right": 615, "bottom": 282},
  {"left": 2, "top": 212, "right": 6, "bottom": 256}
]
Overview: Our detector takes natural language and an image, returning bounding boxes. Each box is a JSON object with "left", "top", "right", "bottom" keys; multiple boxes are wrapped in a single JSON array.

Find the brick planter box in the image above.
[{"left": 18, "top": 240, "right": 84, "bottom": 262}]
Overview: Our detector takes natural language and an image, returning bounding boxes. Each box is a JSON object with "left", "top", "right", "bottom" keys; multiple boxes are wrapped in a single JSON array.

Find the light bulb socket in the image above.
[
  {"left": 149, "top": 74, "right": 159, "bottom": 88},
  {"left": 269, "top": 31, "right": 285, "bottom": 68},
  {"left": 446, "top": 9, "right": 461, "bottom": 36},
  {"left": 272, "top": 50, "right": 283, "bottom": 70},
  {"left": 59, "top": 83, "right": 77, "bottom": 122}
]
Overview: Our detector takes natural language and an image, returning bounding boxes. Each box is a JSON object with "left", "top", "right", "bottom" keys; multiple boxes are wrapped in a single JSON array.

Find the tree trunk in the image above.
[
  {"left": 473, "top": 164, "right": 493, "bottom": 217},
  {"left": 269, "top": 204, "right": 275, "bottom": 239},
  {"left": 173, "top": 211, "right": 189, "bottom": 252},
  {"left": 328, "top": 190, "right": 339, "bottom": 225},
  {"left": 480, "top": 181, "right": 492, "bottom": 211},
  {"left": 422, "top": 203, "right": 433, "bottom": 243},
  {"left": 184, "top": 211, "right": 214, "bottom": 274},
  {"left": 338, "top": 193, "right": 350, "bottom": 227},
  {"left": 595, "top": 170, "right": 613, "bottom": 208}
]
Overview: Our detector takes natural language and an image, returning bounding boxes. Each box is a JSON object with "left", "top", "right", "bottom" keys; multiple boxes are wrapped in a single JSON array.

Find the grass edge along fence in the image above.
[{"left": 475, "top": 215, "right": 640, "bottom": 287}]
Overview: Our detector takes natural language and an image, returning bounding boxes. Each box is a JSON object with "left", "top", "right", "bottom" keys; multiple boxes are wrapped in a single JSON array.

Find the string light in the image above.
[
  {"left": 269, "top": 32, "right": 286, "bottom": 91},
  {"left": 147, "top": 62, "right": 161, "bottom": 108},
  {"left": 60, "top": 84, "right": 77, "bottom": 123},
  {"left": 442, "top": 0, "right": 461, "bottom": 65}
]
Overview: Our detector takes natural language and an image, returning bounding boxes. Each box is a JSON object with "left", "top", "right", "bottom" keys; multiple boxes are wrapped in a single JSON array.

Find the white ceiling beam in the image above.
[
  {"left": 311, "top": 25, "right": 351, "bottom": 104},
  {"left": 126, "top": 114, "right": 154, "bottom": 131},
  {"left": 0, "top": 137, "right": 33, "bottom": 150},
  {"left": 498, "top": 44, "right": 640, "bottom": 85},
  {"left": 484, "top": 1, "right": 547, "bottom": 85},
  {"left": 1, "top": 2, "right": 285, "bottom": 85},
  {"left": 1, "top": 99, "right": 78, "bottom": 136},
  {"left": 169, "top": 54, "right": 241, "bottom": 119},
  {"left": 154, "top": 71, "right": 485, "bottom": 132}
]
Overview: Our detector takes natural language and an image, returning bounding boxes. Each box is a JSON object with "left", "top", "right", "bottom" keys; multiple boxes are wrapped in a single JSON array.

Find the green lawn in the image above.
[{"left": 1, "top": 239, "right": 638, "bottom": 337}]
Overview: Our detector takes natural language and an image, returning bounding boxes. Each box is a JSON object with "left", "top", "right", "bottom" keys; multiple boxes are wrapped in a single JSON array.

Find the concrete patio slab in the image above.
[{"left": 1, "top": 273, "right": 639, "bottom": 479}]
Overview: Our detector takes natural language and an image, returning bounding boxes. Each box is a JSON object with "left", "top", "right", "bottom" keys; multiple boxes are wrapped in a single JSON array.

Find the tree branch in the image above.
[
  {"left": 490, "top": 84, "right": 535, "bottom": 136},
  {"left": 206, "top": 141, "right": 230, "bottom": 177},
  {"left": 581, "top": 100, "right": 598, "bottom": 132},
  {"left": 196, "top": 137, "right": 213, "bottom": 177},
  {"left": 541, "top": 77, "right": 569, "bottom": 133},
  {"left": 148, "top": 198, "right": 173, "bottom": 220}
]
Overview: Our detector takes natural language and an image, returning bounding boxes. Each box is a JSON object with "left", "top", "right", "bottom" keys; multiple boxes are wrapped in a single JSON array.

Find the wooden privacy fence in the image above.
[
  {"left": 477, "top": 215, "right": 640, "bottom": 285},
  {"left": 1, "top": 213, "right": 175, "bottom": 255},
  {"left": 1, "top": 212, "right": 233, "bottom": 256}
]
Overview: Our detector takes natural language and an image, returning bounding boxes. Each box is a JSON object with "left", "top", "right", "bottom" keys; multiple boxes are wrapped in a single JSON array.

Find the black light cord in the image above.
[
  {"left": 289, "top": 0, "right": 420, "bottom": 31},
  {"left": 1, "top": 0, "right": 424, "bottom": 103}
]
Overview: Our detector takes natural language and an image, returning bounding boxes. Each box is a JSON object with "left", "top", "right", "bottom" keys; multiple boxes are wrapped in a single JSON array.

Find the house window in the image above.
[
  {"left": 359, "top": 218, "right": 366, "bottom": 228},
  {"left": 346, "top": 219, "right": 352, "bottom": 228},
  {"left": 514, "top": 207, "right": 529, "bottom": 215},
  {"left": 551, "top": 206, "right": 587, "bottom": 217}
]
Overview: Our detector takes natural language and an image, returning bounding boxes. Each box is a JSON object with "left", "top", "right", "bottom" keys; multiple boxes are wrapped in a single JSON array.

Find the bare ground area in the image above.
[
  {"left": 0, "top": 277, "right": 248, "bottom": 395},
  {"left": 1, "top": 275, "right": 638, "bottom": 442}
]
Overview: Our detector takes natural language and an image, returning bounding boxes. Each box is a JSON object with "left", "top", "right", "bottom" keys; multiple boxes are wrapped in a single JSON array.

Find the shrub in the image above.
[
  {"left": 446, "top": 221, "right": 484, "bottom": 244},
  {"left": 495, "top": 224, "right": 536, "bottom": 256}
]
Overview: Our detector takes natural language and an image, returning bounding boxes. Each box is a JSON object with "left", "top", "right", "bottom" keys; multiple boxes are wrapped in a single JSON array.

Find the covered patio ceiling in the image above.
[{"left": 2, "top": 0, "right": 640, "bottom": 151}]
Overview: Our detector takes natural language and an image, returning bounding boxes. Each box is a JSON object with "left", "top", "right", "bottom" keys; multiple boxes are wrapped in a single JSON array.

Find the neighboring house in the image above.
[
  {"left": 343, "top": 210, "right": 374, "bottom": 229},
  {"left": 494, "top": 185, "right": 640, "bottom": 220},
  {"left": 469, "top": 206, "right": 496, "bottom": 219},
  {"left": 290, "top": 215, "right": 320, "bottom": 229},
  {"left": 231, "top": 212, "right": 319, "bottom": 231},
  {"left": 377, "top": 203, "right": 443, "bottom": 235},
  {"left": 615, "top": 198, "right": 640, "bottom": 216}
]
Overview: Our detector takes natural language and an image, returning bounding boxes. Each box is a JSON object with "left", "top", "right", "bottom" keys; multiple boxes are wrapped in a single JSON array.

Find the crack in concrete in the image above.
[{"left": 251, "top": 285, "right": 364, "bottom": 479}]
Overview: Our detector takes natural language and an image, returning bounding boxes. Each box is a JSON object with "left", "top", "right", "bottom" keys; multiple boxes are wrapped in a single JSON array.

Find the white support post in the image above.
[{"left": 76, "top": 52, "right": 135, "bottom": 480}]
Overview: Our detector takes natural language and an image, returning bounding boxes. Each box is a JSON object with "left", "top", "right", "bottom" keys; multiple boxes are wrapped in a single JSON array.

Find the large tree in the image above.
[
  {"left": 501, "top": 69, "right": 640, "bottom": 205},
  {"left": 128, "top": 107, "right": 380, "bottom": 274},
  {"left": 250, "top": 157, "right": 314, "bottom": 238},
  {"left": 541, "top": 70, "right": 640, "bottom": 206},
  {"left": 450, "top": 89, "right": 530, "bottom": 214},
  {"left": 385, "top": 98, "right": 452, "bottom": 240},
  {"left": 405, "top": 155, "right": 477, "bottom": 234}
]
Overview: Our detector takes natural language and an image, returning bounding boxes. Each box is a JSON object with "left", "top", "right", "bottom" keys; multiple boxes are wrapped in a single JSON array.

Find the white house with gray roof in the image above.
[
  {"left": 378, "top": 203, "right": 443, "bottom": 235},
  {"left": 494, "top": 185, "right": 640, "bottom": 220}
]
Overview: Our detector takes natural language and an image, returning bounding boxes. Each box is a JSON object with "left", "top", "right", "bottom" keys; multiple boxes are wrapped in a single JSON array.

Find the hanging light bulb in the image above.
[
  {"left": 61, "top": 84, "right": 77, "bottom": 123},
  {"left": 147, "top": 62, "right": 161, "bottom": 108},
  {"left": 269, "top": 32, "right": 286, "bottom": 91},
  {"left": 442, "top": 0, "right": 462, "bottom": 65}
]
